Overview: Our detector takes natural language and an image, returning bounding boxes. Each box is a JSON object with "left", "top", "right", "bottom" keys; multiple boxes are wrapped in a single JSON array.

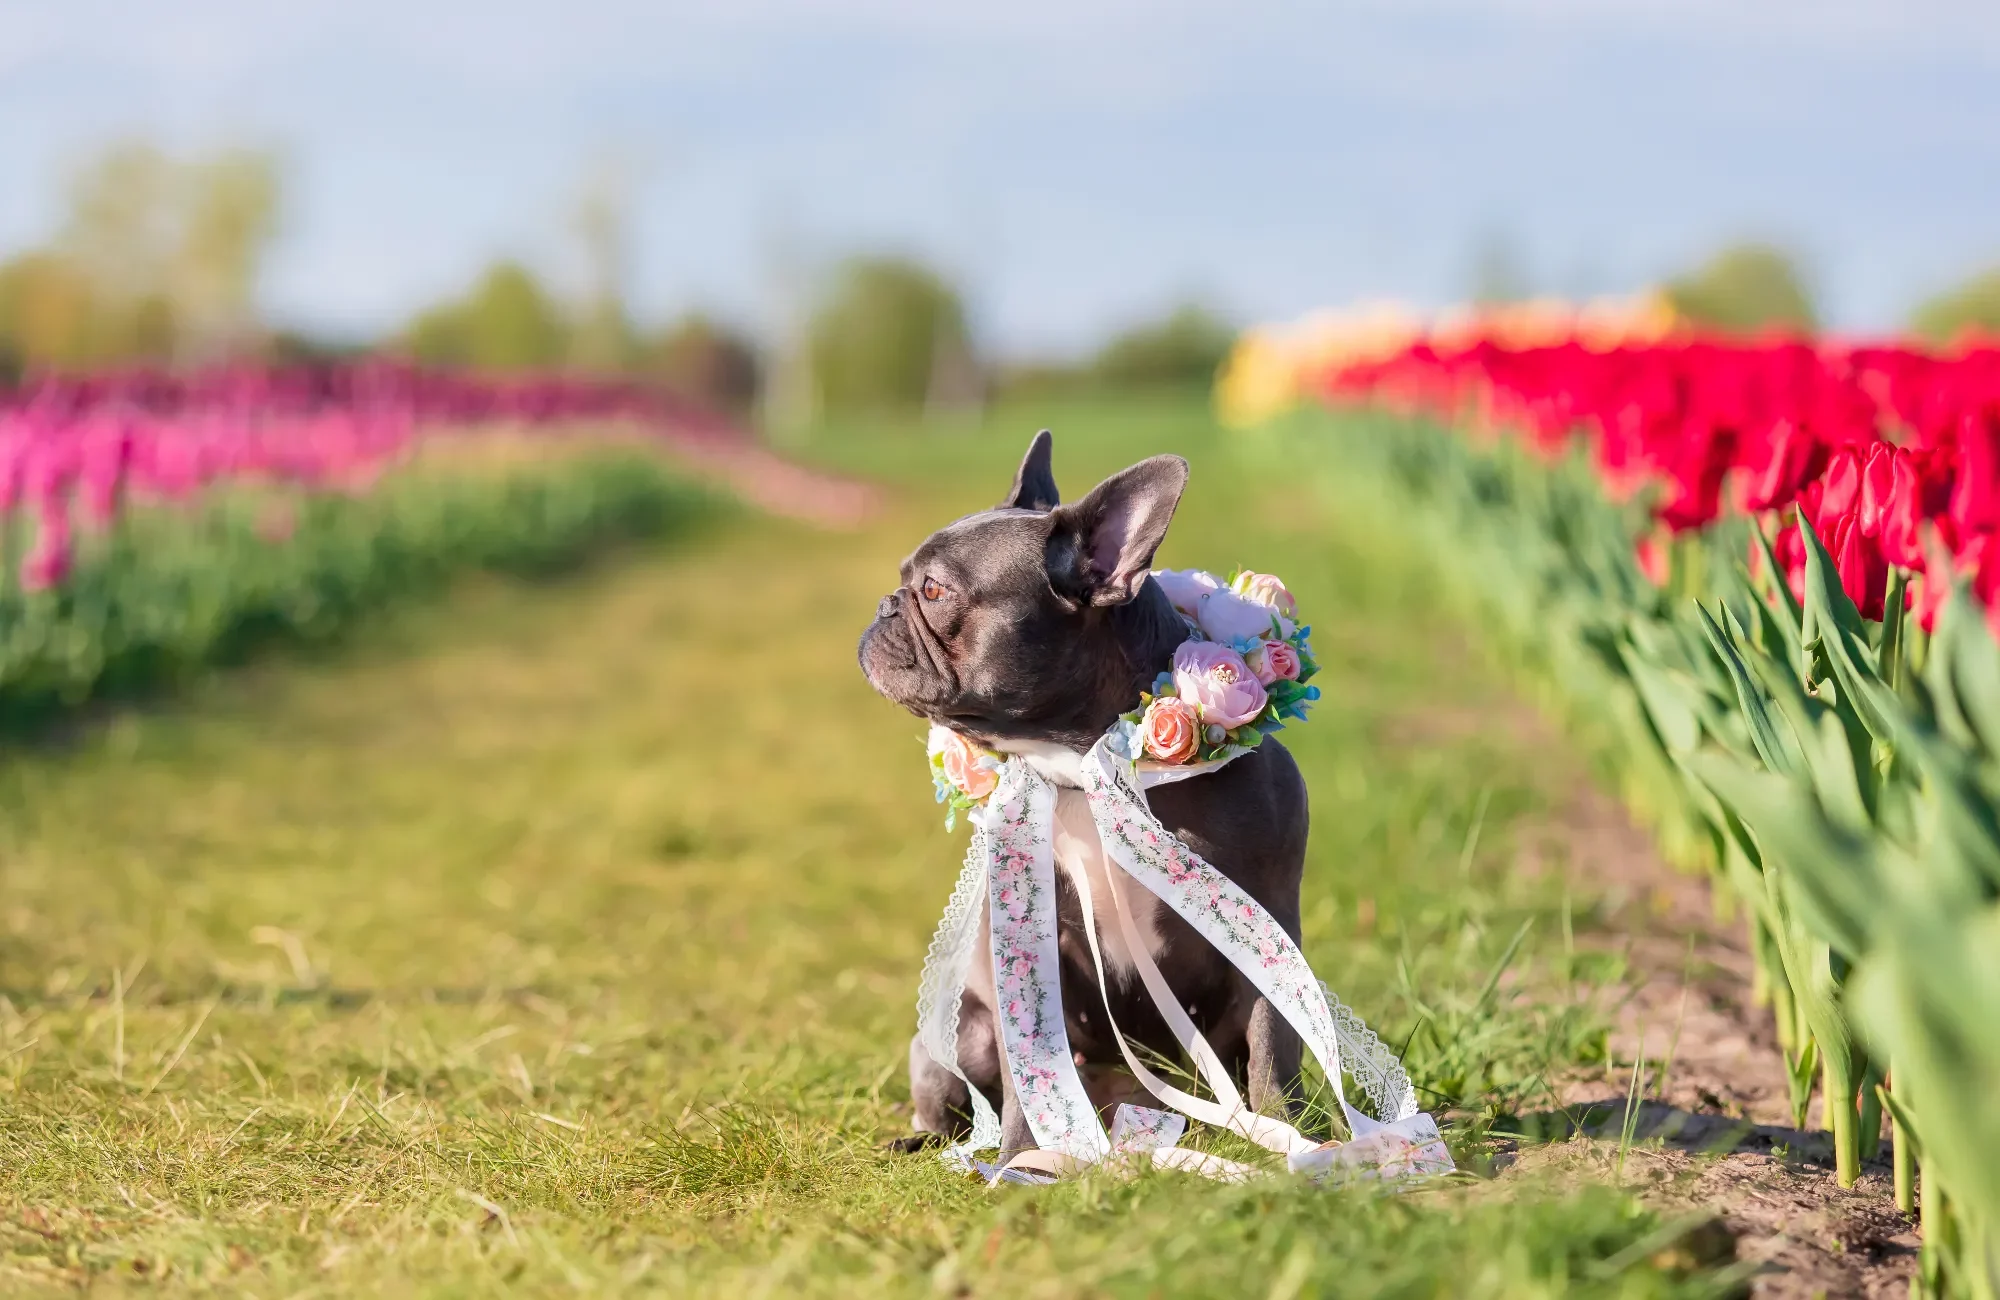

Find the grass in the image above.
[{"left": 0, "top": 396, "right": 1724, "bottom": 1295}]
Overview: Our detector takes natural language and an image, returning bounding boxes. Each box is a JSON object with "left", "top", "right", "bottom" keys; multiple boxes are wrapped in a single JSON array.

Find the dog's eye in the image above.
[{"left": 920, "top": 577, "right": 946, "bottom": 602}]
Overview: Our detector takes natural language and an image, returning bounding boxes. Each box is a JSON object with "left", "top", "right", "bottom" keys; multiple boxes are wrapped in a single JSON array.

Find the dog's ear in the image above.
[
  {"left": 1000, "top": 429, "right": 1060, "bottom": 512},
  {"left": 1045, "top": 454, "right": 1188, "bottom": 607}
]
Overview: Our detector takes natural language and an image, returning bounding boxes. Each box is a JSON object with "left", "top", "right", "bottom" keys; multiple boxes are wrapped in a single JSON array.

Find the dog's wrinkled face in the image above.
[{"left": 858, "top": 431, "right": 1189, "bottom": 746}]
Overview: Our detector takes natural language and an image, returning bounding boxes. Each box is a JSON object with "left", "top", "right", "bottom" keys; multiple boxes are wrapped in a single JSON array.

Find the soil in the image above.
[
  {"left": 654, "top": 424, "right": 884, "bottom": 527},
  {"left": 1510, "top": 759, "right": 1922, "bottom": 1297}
]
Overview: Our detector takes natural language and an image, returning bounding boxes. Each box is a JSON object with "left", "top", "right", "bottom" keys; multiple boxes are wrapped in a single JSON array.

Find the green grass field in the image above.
[{"left": 0, "top": 398, "right": 1727, "bottom": 1296}]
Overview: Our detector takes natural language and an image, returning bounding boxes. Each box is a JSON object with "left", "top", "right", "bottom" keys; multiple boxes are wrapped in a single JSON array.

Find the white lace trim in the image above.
[
  {"left": 912, "top": 826, "right": 1002, "bottom": 1158},
  {"left": 1323, "top": 981, "right": 1420, "bottom": 1123}
]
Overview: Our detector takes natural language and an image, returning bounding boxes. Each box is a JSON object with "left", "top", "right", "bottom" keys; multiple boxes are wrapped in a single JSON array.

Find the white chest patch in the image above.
[{"left": 1051, "top": 787, "right": 1166, "bottom": 978}]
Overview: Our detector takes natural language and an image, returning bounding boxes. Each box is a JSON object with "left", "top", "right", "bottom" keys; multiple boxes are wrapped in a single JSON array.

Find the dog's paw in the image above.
[{"left": 884, "top": 1133, "right": 945, "bottom": 1154}]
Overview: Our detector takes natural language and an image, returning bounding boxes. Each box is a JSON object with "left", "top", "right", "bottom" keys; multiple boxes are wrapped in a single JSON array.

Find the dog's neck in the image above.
[{"left": 988, "top": 737, "right": 1090, "bottom": 788}]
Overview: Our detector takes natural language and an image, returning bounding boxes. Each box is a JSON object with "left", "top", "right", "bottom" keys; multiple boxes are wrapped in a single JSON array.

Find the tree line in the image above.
[{"left": 6, "top": 142, "right": 2000, "bottom": 419}]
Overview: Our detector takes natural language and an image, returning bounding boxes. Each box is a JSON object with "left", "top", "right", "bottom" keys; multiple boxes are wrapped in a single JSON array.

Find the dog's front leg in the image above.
[
  {"left": 1246, "top": 995, "right": 1303, "bottom": 1119},
  {"left": 996, "top": 1063, "right": 1037, "bottom": 1161}
]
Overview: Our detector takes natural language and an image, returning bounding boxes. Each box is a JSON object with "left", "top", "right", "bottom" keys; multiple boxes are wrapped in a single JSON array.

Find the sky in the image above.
[{"left": 5, "top": 0, "right": 1999, "bottom": 356}]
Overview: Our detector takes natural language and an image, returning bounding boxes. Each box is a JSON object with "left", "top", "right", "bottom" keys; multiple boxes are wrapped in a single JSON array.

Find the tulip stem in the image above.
[
  {"left": 1880, "top": 569, "right": 1908, "bottom": 690},
  {"left": 1893, "top": 1110, "right": 1915, "bottom": 1216},
  {"left": 1920, "top": 1181, "right": 1951, "bottom": 1297},
  {"left": 1822, "top": 1052, "right": 1858, "bottom": 1189},
  {"left": 1855, "top": 1064, "right": 1882, "bottom": 1164}
]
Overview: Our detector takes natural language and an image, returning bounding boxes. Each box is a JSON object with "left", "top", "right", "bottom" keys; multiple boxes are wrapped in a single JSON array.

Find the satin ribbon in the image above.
[{"left": 914, "top": 726, "right": 1455, "bottom": 1186}]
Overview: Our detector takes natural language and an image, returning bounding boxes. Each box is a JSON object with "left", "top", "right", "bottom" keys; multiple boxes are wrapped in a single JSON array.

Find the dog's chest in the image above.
[{"left": 1050, "top": 788, "right": 1166, "bottom": 976}]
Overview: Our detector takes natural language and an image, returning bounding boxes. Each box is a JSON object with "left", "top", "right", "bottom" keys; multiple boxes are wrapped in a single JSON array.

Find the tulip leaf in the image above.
[
  {"left": 1746, "top": 516, "right": 1804, "bottom": 660},
  {"left": 1873, "top": 1083, "right": 1922, "bottom": 1160},
  {"left": 1620, "top": 639, "right": 1702, "bottom": 755},
  {"left": 1683, "top": 751, "right": 1875, "bottom": 962},
  {"left": 1696, "top": 602, "right": 1802, "bottom": 779},
  {"left": 1925, "top": 580, "right": 2000, "bottom": 760}
]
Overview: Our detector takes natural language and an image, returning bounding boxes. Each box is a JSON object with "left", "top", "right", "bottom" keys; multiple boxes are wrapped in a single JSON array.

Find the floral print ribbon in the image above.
[
  {"left": 914, "top": 725, "right": 1455, "bottom": 1186},
  {"left": 981, "top": 761, "right": 1111, "bottom": 1162}
]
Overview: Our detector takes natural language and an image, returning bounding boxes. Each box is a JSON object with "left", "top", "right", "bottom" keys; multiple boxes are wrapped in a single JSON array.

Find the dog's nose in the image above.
[{"left": 876, "top": 591, "right": 902, "bottom": 620}]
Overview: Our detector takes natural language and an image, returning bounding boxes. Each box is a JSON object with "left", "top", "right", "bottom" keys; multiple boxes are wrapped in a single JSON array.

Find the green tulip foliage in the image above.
[{"left": 1275, "top": 406, "right": 2000, "bottom": 1299}]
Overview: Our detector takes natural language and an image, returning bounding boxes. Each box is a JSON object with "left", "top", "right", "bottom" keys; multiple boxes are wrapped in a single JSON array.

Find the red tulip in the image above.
[
  {"left": 1949, "top": 413, "right": 2000, "bottom": 540},
  {"left": 1914, "top": 570, "right": 1948, "bottom": 633},
  {"left": 1742, "top": 418, "right": 1821, "bottom": 511},
  {"left": 1858, "top": 443, "right": 1895, "bottom": 537},
  {"left": 1635, "top": 531, "right": 1669, "bottom": 586},
  {"left": 1818, "top": 448, "right": 1863, "bottom": 530},
  {"left": 1831, "top": 512, "right": 1888, "bottom": 620},
  {"left": 1877, "top": 450, "right": 1929, "bottom": 570}
]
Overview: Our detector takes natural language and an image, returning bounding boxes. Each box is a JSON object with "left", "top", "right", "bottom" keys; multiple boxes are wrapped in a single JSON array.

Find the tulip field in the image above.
[
  {"left": 13, "top": 337, "right": 1995, "bottom": 1293},
  {"left": 1269, "top": 332, "right": 2000, "bottom": 1296},
  {"left": 0, "top": 364, "right": 726, "bottom": 725}
]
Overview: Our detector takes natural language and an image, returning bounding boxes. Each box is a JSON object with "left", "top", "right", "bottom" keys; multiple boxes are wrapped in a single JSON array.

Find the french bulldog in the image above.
[{"left": 857, "top": 430, "right": 1310, "bottom": 1159}]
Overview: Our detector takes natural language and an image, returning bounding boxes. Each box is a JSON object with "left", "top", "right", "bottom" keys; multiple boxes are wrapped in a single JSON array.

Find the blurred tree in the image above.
[
  {"left": 174, "top": 149, "right": 282, "bottom": 362},
  {"left": 755, "top": 204, "right": 821, "bottom": 438},
  {"left": 405, "top": 261, "right": 568, "bottom": 369},
  {"left": 568, "top": 158, "right": 638, "bottom": 372},
  {"left": 1910, "top": 267, "right": 2000, "bottom": 346},
  {"left": 0, "top": 251, "right": 100, "bottom": 368},
  {"left": 989, "top": 359, "right": 1092, "bottom": 403},
  {"left": 0, "top": 139, "right": 283, "bottom": 369},
  {"left": 404, "top": 301, "right": 470, "bottom": 365},
  {"left": 117, "top": 293, "right": 178, "bottom": 360},
  {"left": 807, "top": 256, "right": 973, "bottom": 414},
  {"left": 265, "top": 329, "right": 369, "bottom": 365},
  {"left": 61, "top": 141, "right": 178, "bottom": 307},
  {"left": 1092, "top": 303, "right": 1236, "bottom": 391},
  {"left": 648, "top": 315, "right": 760, "bottom": 414},
  {"left": 1665, "top": 243, "right": 1818, "bottom": 335}
]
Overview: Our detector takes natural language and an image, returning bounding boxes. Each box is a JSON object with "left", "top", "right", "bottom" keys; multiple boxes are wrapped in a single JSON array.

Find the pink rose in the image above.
[
  {"left": 1171, "top": 641, "right": 1269, "bottom": 730},
  {"left": 1230, "top": 570, "right": 1298, "bottom": 618},
  {"left": 1138, "top": 695, "right": 1200, "bottom": 764},
  {"left": 1245, "top": 639, "right": 1301, "bottom": 685},
  {"left": 929, "top": 727, "right": 1000, "bottom": 801},
  {"left": 1194, "top": 588, "right": 1286, "bottom": 644},
  {"left": 1151, "top": 568, "right": 1222, "bottom": 618}
]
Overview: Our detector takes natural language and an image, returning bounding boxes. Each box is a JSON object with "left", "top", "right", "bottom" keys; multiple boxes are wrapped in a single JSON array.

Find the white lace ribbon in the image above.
[
  {"left": 912, "top": 828, "right": 1004, "bottom": 1162},
  {"left": 911, "top": 725, "right": 1453, "bottom": 1185}
]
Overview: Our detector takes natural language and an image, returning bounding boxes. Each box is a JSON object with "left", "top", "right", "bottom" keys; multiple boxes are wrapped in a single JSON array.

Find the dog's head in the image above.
[{"left": 858, "top": 431, "right": 1191, "bottom": 749}]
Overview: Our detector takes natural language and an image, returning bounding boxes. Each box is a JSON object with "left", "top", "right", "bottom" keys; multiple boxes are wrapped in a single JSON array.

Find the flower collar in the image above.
[{"left": 927, "top": 567, "right": 1319, "bottom": 827}]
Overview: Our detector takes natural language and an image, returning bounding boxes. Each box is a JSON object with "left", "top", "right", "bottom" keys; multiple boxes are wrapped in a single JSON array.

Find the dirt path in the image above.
[
  {"left": 654, "top": 420, "right": 885, "bottom": 527},
  {"left": 1517, "top": 742, "right": 1920, "bottom": 1297}
]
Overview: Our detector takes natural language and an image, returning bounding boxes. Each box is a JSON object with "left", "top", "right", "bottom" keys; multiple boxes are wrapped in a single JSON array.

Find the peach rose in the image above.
[
  {"left": 1172, "top": 641, "right": 1268, "bottom": 730},
  {"left": 1138, "top": 695, "right": 1200, "bottom": 764},
  {"left": 1230, "top": 570, "right": 1297, "bottom": 618},
  {"left": 930, "top": 727, "right": 1000, "bottom": 801},
  {"left": 1245, "top": 639, "right": 1301, "bottom": 685}
]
